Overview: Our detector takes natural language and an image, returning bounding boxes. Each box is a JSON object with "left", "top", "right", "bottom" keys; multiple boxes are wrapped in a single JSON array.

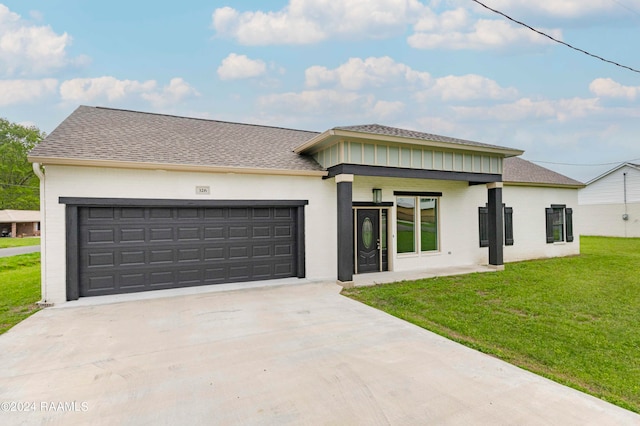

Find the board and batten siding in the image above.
[
  {"left": 40, "top": 165, "right": 338, "bottom": 304},
  {"left": 313, "top": 141, "right": 503, "bottom": 175}
]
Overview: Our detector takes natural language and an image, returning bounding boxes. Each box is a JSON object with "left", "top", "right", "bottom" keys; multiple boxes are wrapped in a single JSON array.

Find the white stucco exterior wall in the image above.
[
  {"left": 352, "top": 176, "right": 487, "bottom": 272},
  {"left": 40, "top": 165, "right": 337, "bottom": 304},
  {"left": 503, "top": 185, "right": 580, "bottom": 262}
]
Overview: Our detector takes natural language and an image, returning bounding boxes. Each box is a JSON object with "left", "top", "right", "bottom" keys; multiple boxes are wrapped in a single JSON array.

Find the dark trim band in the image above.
[
  {"left": 352, "top": 201, "right": 394, "bottom": 207},
  {"left": 393, "top": 191, "right": 443, "bottom": 197},
  {"left": 326, "top": 164, "right": 501, "bottom": 183},
  {"left": 59, "top": 197, "right": 309, "bottom": 207}
]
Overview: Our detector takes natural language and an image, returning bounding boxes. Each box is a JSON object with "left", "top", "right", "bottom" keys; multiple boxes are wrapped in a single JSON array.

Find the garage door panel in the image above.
[
  {"left": 121, "top": 251, "right": 145, "bottom": 265},
  {"left": 78, "top": 205, "right": 300, "bottom": 297},
  {"left": 178, "top": 248, "right": 201, "bottom": 262},
  {"left": 120, "top": 273, "right": 145, "bottom": 288},
  {"left": 150, "top": 228, "right": 173, "bottom": 241},
  {"left": 120, "top": 208, "right": 145, "bottom": 219},
  {"left": 121, "top": 228, "right": 145, "bottom": 242},
  {"left": 149, "top": 208, "right": 172, "bottom": 219}
]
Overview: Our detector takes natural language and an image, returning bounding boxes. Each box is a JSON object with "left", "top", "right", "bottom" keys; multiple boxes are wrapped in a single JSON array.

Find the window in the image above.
[
  {"left": 478, "top": 204, "right": 513, "bottom": 247},
  {"left": 546, "top": 205, "right": 574, "bottom": 243},
  {"left": 396, "top": 195, "right": 439, "bottom": 254}
]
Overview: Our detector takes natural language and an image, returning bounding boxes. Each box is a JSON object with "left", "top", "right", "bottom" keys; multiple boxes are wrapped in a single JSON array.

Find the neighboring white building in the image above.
[
  {"left": 578, "top": 163, "right": 640, "bottom": 237},
  {"left": 29, "top": 106, "right": 583, "bottom": 305}
]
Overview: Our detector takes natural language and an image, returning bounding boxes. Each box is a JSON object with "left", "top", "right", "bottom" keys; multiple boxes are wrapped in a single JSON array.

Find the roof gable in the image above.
[
  {"left": 295, "top": 123, "right": 524, "bottom": 157},
  {"left": 585, "top": 162, "right": 640, "bottom": 185}
]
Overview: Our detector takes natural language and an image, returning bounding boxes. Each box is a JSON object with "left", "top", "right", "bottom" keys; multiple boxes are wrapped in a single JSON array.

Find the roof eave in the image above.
[
  {"left": 585, "top": 162, "right": 640, "bottom": 185},
  {"left": 295, "top": 128, "right": 524, "bottom": 157},
  {"left": 27, "top": 156, "right": 329, "bottom": 177},
  {"left": 504, "top": 181, "right": 585, "bottom": 189}
]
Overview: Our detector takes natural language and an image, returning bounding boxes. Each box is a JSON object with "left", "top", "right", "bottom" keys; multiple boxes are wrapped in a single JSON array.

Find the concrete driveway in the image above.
[{"left": 1, "top": 282, "right": 638, "bottom": 425}]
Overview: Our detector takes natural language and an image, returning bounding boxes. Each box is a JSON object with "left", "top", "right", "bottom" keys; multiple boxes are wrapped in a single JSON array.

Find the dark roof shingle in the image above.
[
  {"left": 503, "top": 157, "right": 584, "bottom": 187},
  {"left": 334, "top": 124, "right": 522, "bottom": 152},
  {"left": 29, "top": 106, "right": 324, "bottom": 172}
]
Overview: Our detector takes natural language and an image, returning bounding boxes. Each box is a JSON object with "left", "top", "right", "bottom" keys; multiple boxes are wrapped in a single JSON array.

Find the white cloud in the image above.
[
  {"left": 0, "top": 78, "right": 58, "bottom": 106},
  {"left": 257, "top": 88, "right": 404, "bottom": 121},
  {"left": 417, "top": 74, "right": 518, "bottom": 101},
  {"left": 258, "top": 89, "right": 368, "bottom": 113},
  {"left": 453, "top": 97, "right": 601, "bottom": 122},
  {"left": 141, "top": 78, "right": 200, "bottom": 107},
  {"left": 304, "top": 56, "right": 514, "bottom": 103},
  {"left": 217, "top": 53, "right": 267, "bottom": 80},
  {"left": 60, "top": 77, "right": 156, "bottom": 103},
  {"left": 305, "top": 56, "right": 431, "bottom": 90},
  {"left": 589, "top": 78, "right": 640, "bottom": 101},
  {"left": 409, "top": 18, "right": 560, "bottom": 50},
  {"left": 0, "top": 4, "right": 75, "bottom": 75},
  {"left": 372, "top": 100, "right": 405, "bottom": 118},
  {"left": 212, "top": 0, "right": 427, "bottom": 45},
  {"left": 59, "top": 76, "right": 198, "bottom": 106}
]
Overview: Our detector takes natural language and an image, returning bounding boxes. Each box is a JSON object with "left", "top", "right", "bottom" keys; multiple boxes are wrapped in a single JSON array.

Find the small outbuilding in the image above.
[
  {"left": 0, "top": 209, "right": 41, "bottom": 238},
  {"left": 578, "top": 162, "right": 640, "bottom": 237},
  {"left": 28, "top": 106, "right": 583, "bottom": 305}
]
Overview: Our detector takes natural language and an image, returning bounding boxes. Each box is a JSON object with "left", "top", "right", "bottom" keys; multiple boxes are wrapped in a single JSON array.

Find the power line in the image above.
[
  {"left": 469, "top": 0, "right": 640, "bottom": 74},
  {"left": 529, "top": 157, "right": 640, "bottom": 167},
  {"left": 610, "top": 0, "right": 640, "bottom": 17}
]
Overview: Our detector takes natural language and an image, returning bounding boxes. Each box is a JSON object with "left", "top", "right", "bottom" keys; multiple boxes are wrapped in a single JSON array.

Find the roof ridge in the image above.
[{"left": 91, "top": 106, "right": 321, "bottom": 135}]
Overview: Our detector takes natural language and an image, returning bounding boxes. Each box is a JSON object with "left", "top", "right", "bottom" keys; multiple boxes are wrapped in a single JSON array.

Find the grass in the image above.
[
  {"left": 0, "top": 237, "right": 40, "bottom": 249},
  {"left": 343, "top": 236, "right": 640, "bottom": 413},
  {"left": 0, "top": 253, "right": 41, "bottom": 334}
]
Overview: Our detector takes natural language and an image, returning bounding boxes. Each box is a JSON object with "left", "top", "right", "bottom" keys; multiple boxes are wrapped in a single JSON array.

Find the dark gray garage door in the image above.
[{"left": 74, "top": 204, "right": 302, "bottom": 297}]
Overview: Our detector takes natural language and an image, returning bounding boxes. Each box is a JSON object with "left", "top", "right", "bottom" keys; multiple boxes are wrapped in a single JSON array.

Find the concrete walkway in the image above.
[
  {"left": 0, "top": 245, "right": 40, "bottom": 258},
  {"left": 1, "top": 282, "right": 638, "bottom": 425}
]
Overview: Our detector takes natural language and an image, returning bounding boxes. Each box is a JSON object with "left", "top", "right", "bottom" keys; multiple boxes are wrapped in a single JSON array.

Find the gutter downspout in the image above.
[{"left": 32, "top": 163, "right": 52, "bottom": 307}]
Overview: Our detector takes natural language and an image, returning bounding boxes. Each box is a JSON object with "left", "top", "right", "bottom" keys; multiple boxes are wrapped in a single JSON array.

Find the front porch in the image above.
[{"left": 348, "top": 264, "right": 498, "bottom": 288}]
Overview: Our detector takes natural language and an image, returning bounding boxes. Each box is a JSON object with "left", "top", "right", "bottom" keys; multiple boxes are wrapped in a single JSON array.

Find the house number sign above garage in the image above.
[{"left": 196, "top": 186, "right": 210, "bottom": 195}]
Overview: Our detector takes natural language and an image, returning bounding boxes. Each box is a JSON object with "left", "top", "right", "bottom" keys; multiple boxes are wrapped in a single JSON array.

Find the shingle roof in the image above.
[
  {"left": 503, "top": 157, "right": 584, "bottom": 187},
  {"left": 334, "top": 124, "right": 522, "bottom": 153},
  {"left": 29, "top": 106, "right": 324, "bottom": 172}
]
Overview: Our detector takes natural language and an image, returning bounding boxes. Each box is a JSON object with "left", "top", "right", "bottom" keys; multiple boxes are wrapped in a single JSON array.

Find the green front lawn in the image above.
[
  {"left": 0, "top": 253, "right": 41, "bottom": 334},
  {"left": 0, "top": 237, "right": 40, "bottom": 249},
  {"left": 343, "top": 236, "right": 640, "bottom": 413}
]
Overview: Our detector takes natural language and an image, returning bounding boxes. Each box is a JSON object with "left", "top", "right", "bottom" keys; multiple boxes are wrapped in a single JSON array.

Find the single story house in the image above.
[
  {"left": 578, "top": 162, "right": 640, "bottom": 237},
  {"left": 28, "top": 106, "right": 583, "bottom": 305},
  {"left": 0, "top": 209, "right": 41, "bottom": 238}
]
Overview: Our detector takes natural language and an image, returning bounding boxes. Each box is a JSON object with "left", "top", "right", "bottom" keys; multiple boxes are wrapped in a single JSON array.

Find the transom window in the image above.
[{"left": 396, "top": 196, "right": 439, "bottom": 254}]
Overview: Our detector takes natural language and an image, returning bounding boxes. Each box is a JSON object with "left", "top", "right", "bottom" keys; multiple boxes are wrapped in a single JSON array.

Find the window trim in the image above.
[
  {"left": 396, "top": 195, "right": 440, "bottom": 255},
  {"left": 546, "top": 204, "right": 574, "bottom": 244}
]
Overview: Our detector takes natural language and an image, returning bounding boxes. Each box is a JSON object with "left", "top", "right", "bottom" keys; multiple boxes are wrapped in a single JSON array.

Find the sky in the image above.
[{"left": 1, "top": 0, "right": 639, "bottom": 182}]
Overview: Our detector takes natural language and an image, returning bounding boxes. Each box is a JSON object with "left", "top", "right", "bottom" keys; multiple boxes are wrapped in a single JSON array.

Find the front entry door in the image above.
[{"left": 356, "top": 209, "right": 380, "bottom": 273}]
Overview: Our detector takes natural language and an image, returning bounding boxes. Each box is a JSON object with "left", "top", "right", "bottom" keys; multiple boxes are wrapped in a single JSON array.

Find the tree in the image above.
[{"left": 0, "top": 118, "right": 45, "bottom": 210}]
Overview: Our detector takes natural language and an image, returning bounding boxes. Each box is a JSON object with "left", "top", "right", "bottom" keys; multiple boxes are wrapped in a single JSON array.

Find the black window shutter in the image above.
[
  {"left": 565, "top": 208, "right": 574, "bottom": 242},
  {"left": 545, "top": 208, "right": 554, "bottom": 243},
  {"left": 478, "top": 205, "right": 489, "bottom": 247},
  {"left": 504, "top": 206, "right": 514, "bottom": 246}
]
